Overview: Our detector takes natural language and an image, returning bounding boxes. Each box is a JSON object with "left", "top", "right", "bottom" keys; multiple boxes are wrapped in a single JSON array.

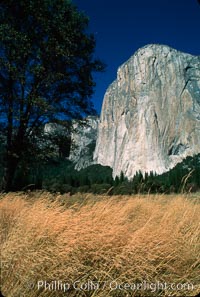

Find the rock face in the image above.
[
  {"left": 44, "top": 123, "right": 71, "bottom": 158},
  {"left": 94, "top": 44, "right": 200, "bottom": 179},
  {"left": 69, "top": 116, "right": 99, "bottom": 170}
]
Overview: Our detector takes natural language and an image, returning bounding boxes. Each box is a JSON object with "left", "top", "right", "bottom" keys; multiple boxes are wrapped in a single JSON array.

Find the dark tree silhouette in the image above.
[{"left": 0, "top": 0, "right": 105, "bottom": 191}]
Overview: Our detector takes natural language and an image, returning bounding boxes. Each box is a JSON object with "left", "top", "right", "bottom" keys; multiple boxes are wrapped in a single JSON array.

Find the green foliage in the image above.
[
  {"left": 43, "top": 180, "right": 73, "bottom": 194},
  {"left": 142, "top": 154, "right": 200, "bottom": 193},
  {"left": 90, "top": 183, "right": 112, "bottom": 194},
  {"left": 42, "top": 163, "right": 113, "bottom": 193},
  {"left": 78, "top": 164, "right": 113, "bottom": 185},
  {"left": 114, "top": 154, "right": 200, "bottom": 195}
]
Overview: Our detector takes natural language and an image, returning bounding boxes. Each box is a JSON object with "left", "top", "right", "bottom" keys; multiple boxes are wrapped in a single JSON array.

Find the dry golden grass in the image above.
[{"left": 0, "top": 191, "right": 200, "bottom": 297}]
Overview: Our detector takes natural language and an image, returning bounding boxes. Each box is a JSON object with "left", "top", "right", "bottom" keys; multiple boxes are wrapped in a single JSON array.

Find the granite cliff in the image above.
[
  {"left": 94, "top": 44, "right": 200, "bottom": 178},
  {"left": 69, "top": 116, "right": 98, "bottom": 170}
]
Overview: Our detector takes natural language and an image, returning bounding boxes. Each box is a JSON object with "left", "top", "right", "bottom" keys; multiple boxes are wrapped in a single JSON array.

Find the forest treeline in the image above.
[{"left": 1, "top": 150, "right": 199, "bottom": 194}]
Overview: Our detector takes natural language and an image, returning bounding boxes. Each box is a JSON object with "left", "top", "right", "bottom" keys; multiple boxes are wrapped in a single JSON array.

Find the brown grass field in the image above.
[{"left": 0, "top": 191, "right": 200, "bottom": 297}]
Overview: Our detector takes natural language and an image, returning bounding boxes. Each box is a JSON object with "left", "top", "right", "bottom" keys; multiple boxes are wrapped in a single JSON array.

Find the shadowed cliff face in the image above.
[
  {"left": 69, "top": 116, "right": 99, "bottom": 170},
  {"left": 94, "top": 44, "right": 200, "bottom": 179}
]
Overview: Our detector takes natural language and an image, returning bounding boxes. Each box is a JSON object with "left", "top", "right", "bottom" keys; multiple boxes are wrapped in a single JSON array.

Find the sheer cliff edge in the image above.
[{"left": 93, "top": 44, "right": 200, "bottom": 178}]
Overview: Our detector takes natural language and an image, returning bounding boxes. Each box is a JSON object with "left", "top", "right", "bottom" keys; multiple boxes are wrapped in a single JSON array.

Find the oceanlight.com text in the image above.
[{"left": 36, "top": 279, "right": 194, "bottom": 293}]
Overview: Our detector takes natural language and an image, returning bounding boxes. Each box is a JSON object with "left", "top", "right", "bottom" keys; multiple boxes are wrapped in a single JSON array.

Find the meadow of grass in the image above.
[{"left": 0, "top": 191, "right": 200, "bottom": 297}]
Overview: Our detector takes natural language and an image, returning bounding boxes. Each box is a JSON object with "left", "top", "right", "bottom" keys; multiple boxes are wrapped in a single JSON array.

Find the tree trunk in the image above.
[{"left": 2, "top": 154, "right": 19, "bottom": 192}]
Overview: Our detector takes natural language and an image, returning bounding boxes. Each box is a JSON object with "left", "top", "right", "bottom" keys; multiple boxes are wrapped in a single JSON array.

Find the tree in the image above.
[{"left": 0, "top": 0, "right": 105, "bottom": 191}]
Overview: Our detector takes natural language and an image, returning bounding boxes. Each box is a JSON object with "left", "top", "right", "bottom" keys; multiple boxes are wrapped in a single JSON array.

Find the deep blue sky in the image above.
[{"left": 73, "top": 0, "right": 200, "bottom": 114}]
